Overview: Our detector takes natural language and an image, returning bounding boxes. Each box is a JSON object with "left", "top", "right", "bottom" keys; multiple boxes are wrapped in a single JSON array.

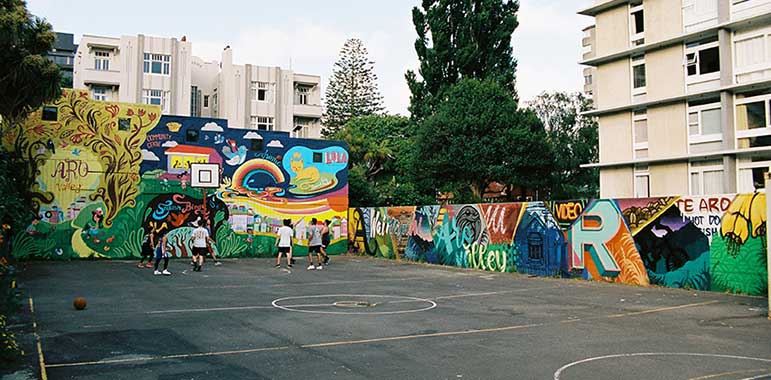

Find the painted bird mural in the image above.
[{"left": 222, "top": 139, "right": 247, "bottom": 166}]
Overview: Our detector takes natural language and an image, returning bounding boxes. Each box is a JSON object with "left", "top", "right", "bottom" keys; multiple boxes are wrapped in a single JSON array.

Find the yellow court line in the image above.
[
  {"left": 606, "top": 300, "right": 720, "bottom": 318},
  {"left": 688, "top": 368, "right": 771, "bottom": 380},
  {"left": 29, "top": 296, "right": 48, "bottom": 380}
]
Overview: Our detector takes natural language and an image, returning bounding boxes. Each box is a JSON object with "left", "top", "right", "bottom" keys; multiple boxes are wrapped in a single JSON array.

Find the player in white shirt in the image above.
[
  {"left": 188, "top": 221, "right": 212, "bottom": 272},
  {"left": 275, "top": 219, "right": 294, "bottom": 268}
]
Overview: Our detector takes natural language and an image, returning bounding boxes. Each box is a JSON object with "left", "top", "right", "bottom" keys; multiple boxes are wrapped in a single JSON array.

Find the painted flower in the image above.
[
  {"left": 31, "top": 124, "right": 45, "bottom": 135},
  {"left": 2, "top": 224, "right": 10, "bottom": 230},
  {"left": 138, "top": 109, "right": 146, "bottom": 117},
  {"left": 127, "top": 108, "right": 134, "bottom": 116},
  {"left": 104, "top": 104, "right": 120, "bottom": 117},
  {"left": 721, "top": 192, "right": 766, "bottom": 257},
  {"left": 148, "top": 113, "right": 157, "bottom": 121}
]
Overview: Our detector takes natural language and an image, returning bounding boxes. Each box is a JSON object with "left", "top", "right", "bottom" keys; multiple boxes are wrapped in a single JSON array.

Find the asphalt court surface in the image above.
[{"left": 17, "top": 256, "right": 771, "bottom": 379}]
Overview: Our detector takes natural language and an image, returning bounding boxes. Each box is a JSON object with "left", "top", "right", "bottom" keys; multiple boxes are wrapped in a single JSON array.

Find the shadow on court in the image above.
[{"left": 15, "top": 256, "right": 771, "bottom": 379}]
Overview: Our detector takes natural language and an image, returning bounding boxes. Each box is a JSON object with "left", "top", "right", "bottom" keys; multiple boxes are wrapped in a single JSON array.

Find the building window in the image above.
[
  {"left": 251, "top": 81, "right": 271, "bottom": 102},
  {"left": 190, "top": 86, "right": 201, "bottom": 117},
  {"left": 632, "top": 56, "right": 646, "bottom": 95},
  {"left": 204, "top": 95, "right": 209, "bottom": 108},
  {"left": 685, "top": 41, "right": 720, "bottom": 79},
  {"left": 527, "top": 232, "right": 544, "bottom": 260},
  {"left": 313, "top": 152, "right": 323, "bottom": 163},
  {"left": 737, "top": 158, "right": 770, "bottom": 192},
  {"left": 142, "top": 89, "right": 169, "bottom": 113},
  {"left": 295, "top": 85, "right": 312, "bottom": 105},
  {"left": 143, "top": 53, "right": 171, "bottom": 75},
  {"left": 634, "top": 165, "right": 650, "bottom": 198},
  {"left": 736, "top": 93, "right": 771, "bottom": 149},
  {"left": 633, "top": 110, "right": 648, "bottom": 159},
  {"left": 584, "top": 75, "right": 593, "bottom": 86},
  {"left": 186, "top": 129, "right": 199, "bottom": 143},
  {"left": 92, "top": 87, "right": 108, "bottom": 101},
  {"left": 690, "top": 160, "right": 724, "bottom": 195},
  {"left": 118, "top": 118, "right": 131, "bottom": 131},
  {"left": 42, "top": 106, "right": 58, "bottom": 121},
  {"left": 630, "top": 3, "right": 645, "bottom": 46},
  {"left": 94, "top": 50, "right": 110, "bottom": 71},
  {"left": 250, "top": 116, "right": 274, "bottom": 131}
]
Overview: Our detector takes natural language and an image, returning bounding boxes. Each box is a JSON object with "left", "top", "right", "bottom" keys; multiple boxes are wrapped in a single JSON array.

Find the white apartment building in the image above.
[
  {"left": 73, "top": 34, "right": 192, "bottom": 116},
  {"left": 580, "top": 0, "right": 771, "bottom": 198},
  {"left": 73, "top": 35, "right": 323, "bottom": 137}
]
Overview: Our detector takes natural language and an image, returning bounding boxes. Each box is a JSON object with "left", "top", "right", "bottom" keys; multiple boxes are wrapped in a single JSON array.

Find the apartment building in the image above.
[
  {"left": 47, "top": 32, "right": 77, "bottom": 88},
  {"left": 73, "top": 34, "right": 323, "bottom": 137},
  {"left": 580, "top": 0, "right": 771, "bottom": 198},
  {"left": 73, "top": 34, "right": 192, "bottom": 116}
]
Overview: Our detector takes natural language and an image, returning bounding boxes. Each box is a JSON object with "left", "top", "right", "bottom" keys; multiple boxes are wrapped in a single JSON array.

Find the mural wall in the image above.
[
  {"left": 7, "top": 90, "right": 348, "bottom": 260},
  {"left": 349, "top": 194, "right": 768, "bottom": 296}
]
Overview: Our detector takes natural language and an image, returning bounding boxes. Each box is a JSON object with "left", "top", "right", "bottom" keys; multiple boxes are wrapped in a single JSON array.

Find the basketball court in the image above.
[{"left": 18, "top": 256, "right": 771, "bottom": 379}]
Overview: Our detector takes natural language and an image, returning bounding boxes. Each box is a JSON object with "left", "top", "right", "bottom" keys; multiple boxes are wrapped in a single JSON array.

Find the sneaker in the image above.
[
  {"left": 195, "top": 266, "right": 202, "bottom": 272},
  {"left": 214, "top": 262, "right": 222, "bottom": 266},
  {"left": 290, "top": 258, "right": 296, "bottom": 264},
  {"left": 145, "top": 262, "right": 154, "bottom": 268},
  {"left": 274, "top": 264, "right": 280, "bottom": 268},
  {"left": 323, "top": 257, "right": 330, "bottom": 265},
  {"left": 153, "top": 270, "right": 161, "bottom": 275},
  {"left": 307, "top": 265, "right": 315, "bottom": 270},
  {"left": 162, "top": 269, "right": 172, "bottom": 276},
  {"left": 316, "top": 265, "right": 323, "bottom": 270},
  {"left": 137, "top": 263, "right": 145, "bottom": 268},
  {"left": 287, "top": 264, "right": 293, "bottom": 268}
]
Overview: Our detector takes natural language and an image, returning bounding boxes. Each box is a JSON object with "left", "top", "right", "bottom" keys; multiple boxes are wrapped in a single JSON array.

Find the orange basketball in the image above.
[{"left": 73, "top": 297, "right": 87, "bottom": 310}]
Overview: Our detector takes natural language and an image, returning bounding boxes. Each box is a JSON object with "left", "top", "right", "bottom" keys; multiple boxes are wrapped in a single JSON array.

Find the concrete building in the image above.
[
  {"left": 73, "top": 35, "right": 323, "bottom": 137},
  {"left": 210, "top": 46, "right": 323, "bottom": 138},
  {"left": 73, "top": 34, "right": 192, "bottom": 116},
  {"left": 580, "top": 0, "right": 771, "bottom": 198},
  {"left": 47, "top": 32, "right": 77, "bottom": 88}
]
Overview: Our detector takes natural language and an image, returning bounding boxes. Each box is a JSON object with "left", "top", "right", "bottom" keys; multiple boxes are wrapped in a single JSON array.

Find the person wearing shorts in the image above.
[
  {"left": 275, "top": 219, "right": 294, "bottom": 268},
  {"left": 307, "top": 218, "right": 324, "bottom": 270},
  {"left": 153, "top": 234, "right": 171, "bottom": 276},
  {"left": 138, "top": 230, "right": 156, "bottom": 268},
  {"left": 320, "top": 220, "right": 331, "bottom": 265},
  {"left": 189, "top": 221, "right": 211, "bottom": 272}
]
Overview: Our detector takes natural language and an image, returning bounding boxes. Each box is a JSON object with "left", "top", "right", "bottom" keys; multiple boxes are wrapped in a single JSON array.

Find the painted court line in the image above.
[
  {"left": 688, "top": 369, "right": 771, "bottom": 380},
  {"left": 29, "top": 296, "right": 48, "bottom": 380},
  {"left": 606, "top": 300, "right": 721, "bottom": 318},
  {"left": 174, "top": 276, "right": 427, "bottom": 290}
]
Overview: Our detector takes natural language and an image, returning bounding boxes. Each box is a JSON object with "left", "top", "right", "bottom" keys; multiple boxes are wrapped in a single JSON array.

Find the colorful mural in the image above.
[
  {"left": 8, "top": 90, "right": 349, "bottom": 260},
  {"left": 350, "top": 194, "right": 768, "bottom": 296}
]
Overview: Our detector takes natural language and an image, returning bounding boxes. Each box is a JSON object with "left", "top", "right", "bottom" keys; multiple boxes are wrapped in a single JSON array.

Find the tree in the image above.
[
  {"left": 323, "top": 39, "right": 384, "bottom": 135},
  {"left": 406, "top": 0, "right": 520, "bottom": 120},
  {"left": 528, "top": 92, "right": 599, "bottom": 199},
  {"left": 0, "top": 0, "right": 61, "bottom": 239},
  {"left": 411, "top": 79, "right": 553, "bottom": 202},
  {"left": 330, "top": 115, "right": 431, "bottom": 206}
]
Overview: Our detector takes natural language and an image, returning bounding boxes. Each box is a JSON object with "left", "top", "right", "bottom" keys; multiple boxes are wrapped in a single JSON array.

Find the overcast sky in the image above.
[{"left": 28, "top": 0, "right": 594, "bottom": 115}]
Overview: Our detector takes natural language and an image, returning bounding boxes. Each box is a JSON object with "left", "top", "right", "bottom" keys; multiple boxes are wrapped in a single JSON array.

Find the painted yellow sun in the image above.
[{"left": 166, "top": 122, "right": 182, "bottom": 132}]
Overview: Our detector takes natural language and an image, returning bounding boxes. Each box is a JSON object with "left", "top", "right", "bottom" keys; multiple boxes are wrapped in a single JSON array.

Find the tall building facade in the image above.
[
  {"left": 73, "top": 34, "right": 323, "bottom": 137},
  {"left": 580, "top": 0, "right": 771, "bottom": 198},
  {"left": 47, "top": 32, "right": 77, "bottom": 88}
]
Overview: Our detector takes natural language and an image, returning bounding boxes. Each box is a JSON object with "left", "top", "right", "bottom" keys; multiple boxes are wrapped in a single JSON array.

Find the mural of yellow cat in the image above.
[{"left": 289, "top": 152, "right": 320, "bottom": 183}]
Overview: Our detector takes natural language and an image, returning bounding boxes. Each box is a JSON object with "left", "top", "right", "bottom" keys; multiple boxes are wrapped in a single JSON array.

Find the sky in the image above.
[{"left": 27, "top": 0, "right": 594, "bottom": 115}]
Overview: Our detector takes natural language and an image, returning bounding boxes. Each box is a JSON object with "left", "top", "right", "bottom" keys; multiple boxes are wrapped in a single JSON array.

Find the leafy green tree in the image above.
[
  {"left": 323, "top": 39, "right": 384, "bottom": 135},
  {"left": 528, "top": 92, "right": 599, "bottom": 199},
  {"left": 412, "top": 79, "right": 553, "bottom": 202},
  {"left": 406, "top": 0, "right": 520, "bottom": 120}
]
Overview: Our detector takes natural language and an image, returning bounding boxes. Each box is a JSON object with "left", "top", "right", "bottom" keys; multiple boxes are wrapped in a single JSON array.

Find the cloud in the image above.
[
  {"left": 266, "top": 140, "right": 284, "bottom": 148},
  {"left": 161, "top": 141, "right": 178, "bottom": 148},
  {"left": 142, "top": 149, "right": 160, "bottom": 161},
  {"left": 201, "top": 122, "right": 224, "bottom": 132},
  {"left": 243, "top": 131, "right": 263, "bottom": 140}
]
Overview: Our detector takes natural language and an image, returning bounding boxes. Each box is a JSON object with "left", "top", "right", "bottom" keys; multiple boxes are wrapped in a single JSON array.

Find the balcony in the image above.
[
  {"left": 293, "top": 103, "right": 322, "bottom": 118},
  {"left": 732, "top": 0, "right": 771, "bottom": 21},
  {"left": 82, "top": 68, "right": 120, "bottom": 86}
]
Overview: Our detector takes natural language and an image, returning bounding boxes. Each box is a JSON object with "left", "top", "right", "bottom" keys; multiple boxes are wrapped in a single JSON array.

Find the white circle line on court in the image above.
[
  {"left": 271, "top": 294, "right": 437, "bottom": 315},
  {"left": 553, "top": 353, "right": 771, "bottom": 380}
]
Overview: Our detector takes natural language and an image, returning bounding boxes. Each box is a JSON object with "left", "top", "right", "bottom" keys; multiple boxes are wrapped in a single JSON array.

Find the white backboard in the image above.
[{"left": 190, "top": 163, "right": 221, "bottom": 188}]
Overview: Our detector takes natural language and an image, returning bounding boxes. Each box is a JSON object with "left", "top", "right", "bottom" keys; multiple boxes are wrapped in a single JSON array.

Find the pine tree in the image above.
[
  {"left": 406, "top": 0, "right": 520, "bottom": 121},
  {"left": 323, "top": 39, "right": 384, "bottom": 136}
]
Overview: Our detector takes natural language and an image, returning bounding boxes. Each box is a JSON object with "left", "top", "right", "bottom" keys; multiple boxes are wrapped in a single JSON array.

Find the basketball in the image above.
[{"left": 73, "top": 297, "right": 87, "bottom": 310}]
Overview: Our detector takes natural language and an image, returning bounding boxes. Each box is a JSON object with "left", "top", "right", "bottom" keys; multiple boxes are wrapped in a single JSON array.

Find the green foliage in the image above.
[
  {"left": 0, "top": 152, "right": 36, "bottom": 236},
  {"left": 710, "top": 234, "right": 768, "bottom": 296},
  {"left": 407, "top": 0, "right": 520, "bottom": 120},
  {"left": 529, "top": 92, "right": 599, "bottom": 199},
  {"left": 111, "top": 228, "right": 144, "bottom": 259},
  {"left": 412, "top": 79, "right": 554, "bottom": 202},
  {"left": 215, "top": 224, "right": 247, "bottom": 258},
  {"left": 323, "top": 39, "right": 384, "bottom": 134},
  {"left": 0, "top": 314, "right": 21, "bottom": 367}
]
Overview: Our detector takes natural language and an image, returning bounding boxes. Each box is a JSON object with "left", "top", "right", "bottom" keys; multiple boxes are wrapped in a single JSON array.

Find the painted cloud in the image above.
[
  {"left": 243, "top": 131, "right": 263, "bottom": 140},
  {"left": 266, "top": 140, "right": 284, "bottom": 148},
  {"left": 161, "top": 141, "right": 178, "bottom": 148},
  {"left": 201, "top": 122, "right": 224, "bottom": 132},
  {"left": 142, "top": 149, "right": 160, "bottom": 161}
]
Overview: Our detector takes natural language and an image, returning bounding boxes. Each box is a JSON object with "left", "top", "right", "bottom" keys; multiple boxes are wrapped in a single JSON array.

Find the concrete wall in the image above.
[
  {"left": 645, "top": 0, "right": 684, "bottom": 43},
  {"left": 595, "top": 5, "right": 629, "bottom": 57},
  {"left": 650, "top": 163, "right": 689, "bottom": 195},
  {"left": 646, "top": 46, "right": 686, "bottom": 101},
  {"left": 9, "top": 90, "right": 349, "bottom": 260},
  {"left": 648, "top": 103, "right": 688, "bottom": 158},
  {"left": 600, "top": 167, "right": 634, "bottom": 198},
  {"left": 350, "top": 195, "right": 769, "bottom": 296},
  {"left": 599, "top": 112, "right": 633, "bottom": 163},
  {"left": 596, "top": 59, "right": 631, "bottom": 110}
]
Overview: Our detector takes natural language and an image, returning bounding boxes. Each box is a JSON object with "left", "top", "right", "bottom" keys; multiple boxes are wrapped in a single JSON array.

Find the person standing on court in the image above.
[
  {"left": 138, "top": 229, "right": 156, "bottom": 268},
  {"left": 320, "top": 219, "right": 331, "bottom": 265},
  {"left": 153, "top": 233, "right": 172, "bottom": 276},
  {"left": 275, "top": 219, "right": 294, "bottom": 268},
  {"left": 307, "top": 218, "right": 324, "bottom": 270},
  {"left": 188, "top": 221, "right": 211, "bottom": 272}
]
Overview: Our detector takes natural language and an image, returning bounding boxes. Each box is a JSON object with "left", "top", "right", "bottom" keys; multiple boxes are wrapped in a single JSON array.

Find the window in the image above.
[
  {"left": 634, "top": 165, "right": 650, "bottom": 198},
  {"left": 584, "top": 75, "right": 593, "bottom": 85},
  {"left": 190, "top": 86, "right": 201, "bottom": 117},
  {"left": 633, "top": 110, "right": 648, "bottom": 159},
  {"left": 92, "top": 87, "right": 108, "bottom": 101},
  {"left": 736, "top": 93, "right": 771, "bottom": 149},
  {"left": 251, "top": 81, "right": 271, "bottom": 102},
  {"left": 690, "top": 160, "right": 724, "bottom": 195},
  {"left": 42, "top": 106, "right": 58, "bottom": 121},
  {"left": 527, "top": 232, "right": 544, "bottom": 260},
  {"left": 737, "top": 158, "right": 771, "bottom": 192},
  {"left": 313, "top": 152, "right": 323, "bottom": 163},
  {"left": 94, "top": 50, "right": 110, "bottom": 71},
  {"left": 204, "top": 95, "right": 209, "bottom": 108},
  {"left": 685, "top": 41, "right": 720, "bottom": 79},
  {"left": 688, "top": 103, "right": 722, "bottom": 141},
  {"left": 632, "top": 56, "right": 646, "bottom": 95},
  {"left": 186, "top": 129, "right": 199, "bottom": 143},
  {"left": 250, "top": 116, "right": 274, "bottom": 131},
  {"left": 142, "top": 89, "right": 169, "bottom": 113},
  {"left": 143, "top": 53, "right": 171, "bottom": 75},
  {"left": 630, "top": 3, "right": 645, "bottom": 45},
  {"left": 295, "top": 85, "right": 312, "bottom": 105},
  {"left": 118, "top": 118, "right": 131, "bottom": 131},
  {"left": 250, "top": 139, "right": 263, "bottom": 151}
]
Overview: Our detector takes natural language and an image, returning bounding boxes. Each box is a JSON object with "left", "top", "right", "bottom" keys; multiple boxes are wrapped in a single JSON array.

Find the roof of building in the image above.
[{"left": 164, "top": 145, "right": 217, "bottom": 156}]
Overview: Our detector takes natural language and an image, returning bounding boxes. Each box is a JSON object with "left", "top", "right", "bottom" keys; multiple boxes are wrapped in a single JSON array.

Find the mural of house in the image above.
[{"left": 7, "top": 90, "right": 349, "bottom": 261}]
